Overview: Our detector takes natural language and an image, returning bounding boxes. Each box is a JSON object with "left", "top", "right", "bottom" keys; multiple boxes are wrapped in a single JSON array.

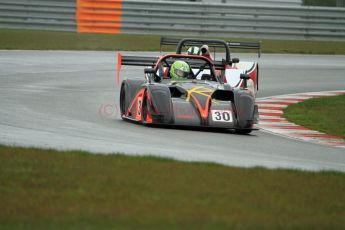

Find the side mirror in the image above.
[
  {"left": 144, "top": 68, "right": 160, "bottom": 83},
  {"left": 232, "top": 58, "right": 240, "bottom": 64},
  {"left": 240, "top": 73, "right": 250, "bottom": 88},
  {"left": 240, "top": 73, "right": 250, "bottom": 80},
  {"left": 144, "top": 68, "right": 155, "bottom": 74}
]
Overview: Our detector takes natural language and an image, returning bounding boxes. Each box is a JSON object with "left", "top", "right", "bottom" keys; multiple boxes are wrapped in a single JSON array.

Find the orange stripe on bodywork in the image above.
[
  {"left": 145, "top": 113, "right": 153, "bottom": 124},
  {"left": 190, "top": 94, "right": 211, "bottom": 121},
  {"left": 76, "top": 0, "right": 122, "bottom": 34},
  {"left": 145, "top": 91, "right": 153, "bottom": 123},
  {"left": 126, "top": 89, "right": 145, "bottom": 121}
]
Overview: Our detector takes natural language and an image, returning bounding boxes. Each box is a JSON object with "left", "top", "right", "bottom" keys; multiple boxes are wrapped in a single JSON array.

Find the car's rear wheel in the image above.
[
  {"left": 119, "top": 80, "right": 145, "bottom": 119},
  {"left": 119, "top": 82, "right": 128, "bottom": 118}
]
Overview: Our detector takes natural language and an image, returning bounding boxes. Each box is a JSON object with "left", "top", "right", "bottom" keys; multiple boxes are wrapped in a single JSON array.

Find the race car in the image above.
[{"left": 117, "top": 38, "right": 259, "bottom": 133}]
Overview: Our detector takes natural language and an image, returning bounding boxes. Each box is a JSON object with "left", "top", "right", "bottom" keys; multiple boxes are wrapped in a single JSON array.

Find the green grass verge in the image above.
[
  {"left": 1, "top": 28, "right": 345, "bottom": 54},
  {"left": 1, "top": 145, "right": 345, "bottom": 229},
  {"left": 284, "top": 94, "right": 345, "bottom": 139}
]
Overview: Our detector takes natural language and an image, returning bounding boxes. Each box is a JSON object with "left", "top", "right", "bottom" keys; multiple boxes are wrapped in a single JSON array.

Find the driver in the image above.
[
  {"left": 169, "top": 60, "right": 191, "bottom": 80},
  {"left": 200, "top": 44, "right": 213, "bottom": 61}
]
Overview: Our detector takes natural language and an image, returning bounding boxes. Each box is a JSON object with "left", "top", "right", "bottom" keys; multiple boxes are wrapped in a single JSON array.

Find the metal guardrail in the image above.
[
  {"left": 119, "top": 1, "right": 345, "bottom": 41},
  {"left": 198, "top": 0, "right": 302, "bottom": 7},
  {"left": 0, "top": 0, "right": 344, "bottom": 41},
  {"left": 0, "top": 0, "right": 76, "bottom": 31}
]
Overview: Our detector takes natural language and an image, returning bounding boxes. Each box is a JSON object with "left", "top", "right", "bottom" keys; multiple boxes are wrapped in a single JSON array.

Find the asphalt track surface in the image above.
[{"left": 0, "top": 50, "right": 344, "bottom": 171}]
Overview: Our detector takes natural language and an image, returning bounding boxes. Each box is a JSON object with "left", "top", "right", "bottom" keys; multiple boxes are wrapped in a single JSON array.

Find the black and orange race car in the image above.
[{"left": 117, "top": 38, "right": 259, "bottom": 133}]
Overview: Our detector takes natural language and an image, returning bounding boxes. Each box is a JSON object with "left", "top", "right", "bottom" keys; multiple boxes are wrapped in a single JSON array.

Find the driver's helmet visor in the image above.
[{"left": 174, "top": 68, "right": 189, "bottom": 78}]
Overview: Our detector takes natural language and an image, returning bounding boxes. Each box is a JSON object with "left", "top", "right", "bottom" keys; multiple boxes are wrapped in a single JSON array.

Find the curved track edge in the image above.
[{"left": 257, "top": 90, "right": 345, "bottom": 148}]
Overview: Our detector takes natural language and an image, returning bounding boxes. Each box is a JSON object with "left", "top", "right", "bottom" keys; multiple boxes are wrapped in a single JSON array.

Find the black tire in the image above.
[
  {"left": 235, "top": 129, "right": 252, "bottom": 134},
  {"left": 119, "top": 79, "right": 145, "bottom": 119},
  {"left": 235, "top": 119, "right": 254, "bottom": 134},
  {"left": 119, "top": 82, "right": 127, "bottom": 117}
]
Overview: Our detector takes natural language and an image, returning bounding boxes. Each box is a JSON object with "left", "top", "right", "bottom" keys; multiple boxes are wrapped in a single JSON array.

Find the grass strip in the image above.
[
  {"left": 284, "top": 94, "right": 345, "bottom": 139},
  {"left": 1, "top": 28, "right": 345, "bottom": 54},
  {"left": 0, "top": 145, "right": 344, "bottom": 229}
]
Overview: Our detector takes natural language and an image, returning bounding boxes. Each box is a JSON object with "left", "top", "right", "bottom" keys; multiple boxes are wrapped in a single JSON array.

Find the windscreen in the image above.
[{"left": 156, "top": 56, "right": 216, "bottom": 81}]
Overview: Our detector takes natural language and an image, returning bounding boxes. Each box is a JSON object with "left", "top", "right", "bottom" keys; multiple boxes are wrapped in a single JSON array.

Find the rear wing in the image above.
[
  {"left": 116, "top": 53, "right": 158, "bottom": 83},
  {"left": 160, "top": 37, "right": 261, "bottom": 57},
  {"left": 120, "top": 55, "right": 159, "bottom": 67}
]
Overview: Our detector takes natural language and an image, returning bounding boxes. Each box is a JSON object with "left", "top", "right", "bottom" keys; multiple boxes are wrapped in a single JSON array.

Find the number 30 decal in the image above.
[{"left": 211, "top": 110, "right": 233, "bottom": 122}]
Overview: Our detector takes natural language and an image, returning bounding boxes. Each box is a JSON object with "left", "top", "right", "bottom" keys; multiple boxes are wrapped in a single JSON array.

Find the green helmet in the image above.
[
  {"left": 170, "top": 60, "right": 190, "bottom": 80},
  {"left": 187, "top": 46, "right": 200, "bottom": 55}
]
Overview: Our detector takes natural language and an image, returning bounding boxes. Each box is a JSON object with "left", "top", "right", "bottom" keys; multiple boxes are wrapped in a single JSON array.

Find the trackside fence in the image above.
[
  {"left": 0, "top": 0, "right": 345, "bottom": 41},
  {"left": 0, "top": 0, "right": 75, "bottom": 31}
]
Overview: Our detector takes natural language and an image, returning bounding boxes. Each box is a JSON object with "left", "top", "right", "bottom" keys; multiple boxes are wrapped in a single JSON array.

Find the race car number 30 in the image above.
[{"left": 211, "top": 110, "right": 233, "bottom": 122}]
